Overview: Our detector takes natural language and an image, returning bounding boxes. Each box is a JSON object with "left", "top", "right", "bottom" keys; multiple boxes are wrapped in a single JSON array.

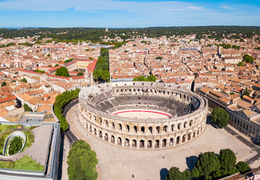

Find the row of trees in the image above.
[
  {"left": 93, "top": 48, "right": 110, "bottom": 82},
  {"left": 67, "top": 140, "right": 98, "bottom": 180},
  {"left": 166, "top": 149, "right": 251, "bottom": 180},
  {"left": 53, "top": 89, "right": 80, "bottom": 132},
  {"left": 35, "top": 70, "right": 45, "bottom": 73},
  {"left": 133, "top": 75, "right": 156, "bottom": 82}
]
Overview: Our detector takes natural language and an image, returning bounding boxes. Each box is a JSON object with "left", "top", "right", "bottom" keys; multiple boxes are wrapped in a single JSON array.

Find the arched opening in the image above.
[
  {"left": 171, "top": 124, "right": 174, "bottom": 131},
  {"left": 148, "top": 126, "right": 153, "bottom": 134},
  {"left": 178, "top": 123, "right": 181, "bottom": 130},
  {"left": 184, "top": 122, "right": 187, "bottom": 128},
  {"left": 182, "top": 134, "right": 186, "bottom": 143},
  {"left": 105, "top": 120, "right": 108, "bottom": 127},
  {"left": 197, "top": 129, "right": 200, "bottom": 135},
  {"left": 89, "top": 125, "right": 92, "bottom": 132},
  {"left": 111, "top": 135, "right": 115, "bottom": 143},
  {"left": 156, "top": 126, "right": 160, "bottom": 134},
  {"left": 104, "top": 133, "right": 108, "bottom": 141},
  {"left": 99, "top": 131, "right": 102, "bottom": 138},
  {"left": 118, "top": 123, "right": 122, "bottom": 131},
  {"left": 193, "top": 131, "right": 196, "bottom": 138},
  {"left": 188, "top": 132, "right": 191, "bottom": 140},
  {"left": 176, "top": 136, "right": 180, "bottom": 145},
  {"left": 117, "top": 137, "right": 122, "bottom": 146},
  {"left": 125, "top": 138, "right": 129, "bottom": 147},
  {"left": 99, "top": 118, "right": 102, "bottom": 125},
  {"left": 111, "top": 122, "right": 115, "bottom": 129},
  {"left": 162, "top": 139, "right": 167, "bottom": 147},
  {"left": 140, "top": 140, "right": 144, "bottom": 148},
  {"left": 94, "top": 128, "right": 97, "bottom": 135},
  {"left": 189, "top": 120, "right": 193, "bottom": 126},
  {"left": 132, "top": 139, "right": 137, "bottom": 148},
  {"left": 134, "top": 126, "right": 137, "bottom": 133},
  {"left": 126, "top": 125, "right": 130, "bottom": 132},
  {"left": 141, "top": 126, "right": 145, "bottom": 134},
  {"left": 169, "top": 138, "right": 173, "bottom": 146},
  {"left": 155, "top": 140, "right": 160, "bottom": 148},
  {"left": 85, "top": 122, "right": 88, "bottom": 129},
  {"left": 147, "top": 140, "right": 152, "bottom": 148},
  {"left": 163, "top": 125, "right": 168, "bottom": 133}
]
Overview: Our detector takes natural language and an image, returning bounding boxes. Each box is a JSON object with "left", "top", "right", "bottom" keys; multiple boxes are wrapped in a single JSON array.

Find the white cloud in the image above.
[
  {"left": 221, "top": 5, "right": 235, "bottom": 10},
  {"left": 188, "top": 6, "right": 205, "bottom": 11}
]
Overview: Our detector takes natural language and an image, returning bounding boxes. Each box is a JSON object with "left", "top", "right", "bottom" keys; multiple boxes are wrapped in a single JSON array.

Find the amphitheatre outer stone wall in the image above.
[{"left": 78, "top": 81, "right": 208, "bottom": 149}]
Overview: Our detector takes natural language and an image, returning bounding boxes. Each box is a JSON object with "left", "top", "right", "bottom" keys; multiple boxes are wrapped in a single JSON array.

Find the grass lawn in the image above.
[
  {"left": 0, "top": 130, "right": 13, "bottom": 155},
  {"left": 0, "top": 155, "right": 44, "bottom": 171},
  {"left": 24, "top": 126, "right": 38, "bottom": 131},
  {"left": 22, "top": 130, "right": 34, "bottom": 148},
  {"left": 0, "top": 125, "right": 17, "bottom": 133}
]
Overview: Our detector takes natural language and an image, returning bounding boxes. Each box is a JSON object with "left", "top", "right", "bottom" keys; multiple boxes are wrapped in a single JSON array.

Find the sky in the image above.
[{"left": 0, "top": 0, "right": 259, "bottom": 28}]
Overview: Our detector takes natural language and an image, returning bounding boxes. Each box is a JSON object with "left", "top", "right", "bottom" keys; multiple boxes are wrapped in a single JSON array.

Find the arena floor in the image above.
[{"left": 112, "top": 109, "right": 172, "bottom": 119}]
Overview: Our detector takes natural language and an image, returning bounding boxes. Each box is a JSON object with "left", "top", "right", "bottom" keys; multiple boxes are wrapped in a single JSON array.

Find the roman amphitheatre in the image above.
[{"left": 78, "top": 81, "right": 208, "bottom": 149}]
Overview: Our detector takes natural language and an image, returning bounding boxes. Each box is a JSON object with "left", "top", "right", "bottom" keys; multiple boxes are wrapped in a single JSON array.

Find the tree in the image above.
[
  {"left": 191, "top": 167, "right": 200, "bottom": 178},
  {"left": 55, "top": 67, "right": 70, "bottom": 77},
  {"left": 210, "top": 107, "right": 229, "bottom": 128},
  {"left": 21, "top": 78, "right": 27, "bottom": 83},
  {"left": 243, "top": 88, "right": 250, "bottom": 97},
  {"left": 77, "top": 72, "right": 84, "bottom": 76},
  {"left": 235, "top": 161, "right": 251, "bottom": 174},
  {"left": 101, "top": 70, "right": 110, "bottom": 82},
  {"left": 156, "top": 56, "right": 163, "bottom": 60},
  {"left": 24, "top": 103, "right": 32, "bottom": 111},
  {"left": 243, "top": 54, "right": 255, "bottom": 64},
  {"left": 1, "top": 82, "right": 6, "bottom": 87},
  {"left": 166, "top": 167, "right": 183, "bottom": 180},
  {"left": 195, "top": 152, "right": 221, "bottom": 177},
  {"left": 182, "top": 170, "right": 191, "bottom": 180},
  {"left": 67, "top": 140, "right": 98, "bottom": 180},
  {"left": 238, "top": 62, "right": 243, "bottom": 66},
  {"left": 146, "top": 74, "right": 156, "bottom": 82},
  {"left": 219, "top": 149, "right": 236, "bottom": 169},
  {"left": 11, "top": 80, "right": 16, "bottom": 83},
  {"left": 54, "top": 64, "right": 59, "bottom": 67}
]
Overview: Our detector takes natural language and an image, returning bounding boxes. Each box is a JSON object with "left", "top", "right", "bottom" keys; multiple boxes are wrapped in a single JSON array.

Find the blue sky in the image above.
[{"left": 0, "top": 0, "right": 259, "bottom": 28}]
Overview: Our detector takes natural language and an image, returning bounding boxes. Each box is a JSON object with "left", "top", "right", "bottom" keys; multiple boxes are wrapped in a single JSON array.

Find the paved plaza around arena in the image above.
[{"left": 66, "top": 104, "right": 257, "bottom": 180}]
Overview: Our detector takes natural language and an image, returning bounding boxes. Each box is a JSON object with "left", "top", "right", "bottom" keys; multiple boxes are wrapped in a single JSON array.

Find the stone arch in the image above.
[
  {"left": 89, "top": 125, "right": 92, "bottom": 132},
  {"left": 156, "top": 126, "right": 160, "bottom": 134},
  {"left": 104, "top": 120, "right": 108, "bottom": 127},
  {"left": 118, "top": 123, "right": 122, "bottom": 131},
  {"left": 126, "top": 125, "right": 130, "bottom": 132},
  {"left": 193, "top": 130, "right": 196, "bottom": 138},
  {"left": 163, "top": 125, "right": 168, "bottom": 133},
  {"left": 147, "top": 140, "right": 152, "bottom": 148},
  {"left": 155, "top": 139, "right": 160, "bottom": 148},
  {"left": 171, "top": 124, "right": 175, "bottom": 131},
  {"left": 183, "top": 121, "right": 188, "bottom": 128},
  {"left": 133, "top": 126, "right": 138, "bottom": 133},
  {"left": 117, "top": 137, "right": 122, "bottom": 146},
  {"left": 176, "top": 136, "right": 180, "bottom": 145},
  {"left": 140, "top": 140, "right": 145, "bottom": 148},
  {"left": 111, "top": 122, "right": 115, "bottom": 129},
  {"left": 111, "top": 135, "right": 115, "bottom": 143},
  {"left": 132, "top": 139, "right": 137, "bottom": 148},
  {"left": 148, "top": 126, "right": 153, "bottom": 134},
  {"left": 178, "top": 123, "right": 181, "bottom": 130},
  {"left": 182, "top": 134, "right": 186, "bottom": 143},
  {"left": 189, "top": 120, "right": 193, "bottom": 126},
  {"left": 94, "top": 128, "right": 97, "bottom": 135},
  {"left": 85, "top": 121, "right": 88, "bottom": 129},
  {"left": 125, "top": 138, "right": 129, "bottom": 147},
  {"left": 104, "top": 133, "right": 108, "bottom": 141},
  {"left": 99, "top": 130, "right": 102, "bottom": 138},
  {"left": 169, "top": 138, "right": 174, "bottom": 146},
  {"left": 188, "top": 132, "right": 192, "bottom": 140},
  {"left": 162, "top": 139, "right": 167, "bottom": 147},
  {"left": 141, "top": 126, "right": 145, "bottom": 134}
]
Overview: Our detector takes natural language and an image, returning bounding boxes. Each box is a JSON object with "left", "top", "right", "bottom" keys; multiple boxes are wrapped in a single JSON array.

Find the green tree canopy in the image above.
[
  {"left": 235, "top": 161, "right": 251, "bottom": 174},
  {"left": 195, "top": 152, "right": 221, "bottom": 177},
  {"left": 133, "top": 75, "right": 156, "bottom": 82},
  {"left": 21, "top": 78, "right": 27, "bottom": 83},
  {"left": 77, "top": 72, "right": 84, "bottom": 76},
  {"left": 1, "top": 82, "right": 6, "bottom": 87},
  {"left": 182, "top": 170, "right": 191, "bottom": 180},
  {"left": 210, "top": 107, "right": 229, "bottom": 128},
  {"left": 166, "top": 167, "right": 183, "bottom": 180},
  {"left": 67, "top": 140, "right": 98, "bottom": 180},
  {"left": 238, "top": 62, "right": 243, "bottom": 66},
  {"left": 219, "top": 149, "right": 237, "bottom": 169},
  {"left": 55, "top": 67, "right": 70, "bottom": 77},
  {"left": 54, "top": 64, "right": 59, "bottom": 67},
  {"left": 243, "top": 54, "right": 255, "bottom": 64},
  {"left": 24, "top": 103, "right": 32, "bottom": 111}
]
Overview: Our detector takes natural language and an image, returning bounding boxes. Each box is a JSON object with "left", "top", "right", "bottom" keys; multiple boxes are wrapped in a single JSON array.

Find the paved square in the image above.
[{"left": 67, "top": 104, "right": 255, "bottom": 180}]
